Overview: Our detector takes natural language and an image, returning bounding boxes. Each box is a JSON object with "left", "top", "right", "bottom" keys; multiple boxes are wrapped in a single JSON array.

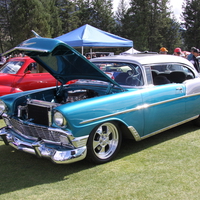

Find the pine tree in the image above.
[
  {"left": 114, "top": 0, "right": 129, "bottom": 36},
  {"left": 116, "top": 0, "right": 181, "bottom": 53},
  {"left": 8, "top": 0, "right": 52, "bottom": 46},
  {"left": 74, "top": 0, "right": 115, "bottom": 32},
  {"left": 90, "top": 0, "right": 115, "bottom": 32},
  {"left": 182, "top": 0, "right": 200, "bottom": 49},
  {"left": 0, "top": 0, "right": 12, "bottom": 52},
  {"left": 55, "top": 0, "right": 80, "bottom": 34},
  {"left": 42, "top": 0, "right": 62, "bottom": 38}
]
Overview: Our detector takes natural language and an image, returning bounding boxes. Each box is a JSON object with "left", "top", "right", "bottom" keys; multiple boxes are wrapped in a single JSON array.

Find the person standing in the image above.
[
  {"left": 0, "top": 53, "right": 6, "bottom": 64},
  {"left": 189, "top": 48, "right": 200, "bottom": 72},
  {"left": 173, "top": 48, "right": 183, "bottom": 56},
  {"left": 159, "top": 47, "right": 168, "bottom": 54},
  {"left": 187, "top": 47, "right": 197, "bottom": 60}
]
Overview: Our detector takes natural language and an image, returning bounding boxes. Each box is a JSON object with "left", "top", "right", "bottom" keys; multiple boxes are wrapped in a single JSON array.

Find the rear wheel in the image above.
[{"left": 86, "top": 121, "right": 122, "bottom": 164}]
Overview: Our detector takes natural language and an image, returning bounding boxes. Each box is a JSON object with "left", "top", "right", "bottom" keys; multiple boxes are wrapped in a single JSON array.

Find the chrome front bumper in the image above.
[{"left": 0, "top": 127, "right": 87, "bottom": 164}]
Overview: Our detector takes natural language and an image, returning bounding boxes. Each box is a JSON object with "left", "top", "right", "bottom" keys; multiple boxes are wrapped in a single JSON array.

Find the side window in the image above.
[
  {"left": 26, "top": 63, "right": 37, "bottom": 73},
  {"left": 26, "top": 63, "right": 48, "bottom": 73},
  {"left": 145, "top": 66, "right": 153, "bottom": 85},
  {"left": 37, "top": 64, "right": 48, "bottom": 73},
  {"left": 167, "top": 64, "right": 194, "bottom": 81},
  {"left": 150, "top": 64, "right": 195, "bottom": 85},
  {"left": 0, "top": 61, "right": 23, "bottom": 74},
  {"left": 151, "top": 65, "right": 167, "bottom": 72}
]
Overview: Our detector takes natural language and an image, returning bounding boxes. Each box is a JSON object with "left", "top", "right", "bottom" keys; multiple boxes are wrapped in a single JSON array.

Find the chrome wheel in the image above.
[{"left": 87, "top": 122, "right": 121, "bottom": 163}]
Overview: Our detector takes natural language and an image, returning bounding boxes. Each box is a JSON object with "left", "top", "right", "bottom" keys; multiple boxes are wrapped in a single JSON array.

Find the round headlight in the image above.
[
  {"left": 53, "top": 112, "right": 67, "bottom": 127},
  {"left": 0, "top": 100, "right": 7, "bottom": 114}
]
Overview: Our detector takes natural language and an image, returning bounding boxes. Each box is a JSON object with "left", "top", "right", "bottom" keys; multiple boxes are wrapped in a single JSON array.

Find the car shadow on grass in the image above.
[
  {"left": 0, "top": 121, "right": 198, "bottom": 195},
  {"left": 0, "top": 142, "right": 95, "bottom": 195}
]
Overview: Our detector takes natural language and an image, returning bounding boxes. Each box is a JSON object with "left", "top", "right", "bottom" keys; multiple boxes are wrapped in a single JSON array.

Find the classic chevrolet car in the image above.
[
  {"left": 0, "top": 37, "right": 200, "bottom": 164},
  {"left": 0, "top": 56, "right": 71, "bottom": 96}
]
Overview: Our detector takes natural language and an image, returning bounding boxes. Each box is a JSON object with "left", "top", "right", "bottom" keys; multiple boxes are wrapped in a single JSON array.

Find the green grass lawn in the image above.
[{"left": 0, "top": 119, "right": 200, "bottom": 200}]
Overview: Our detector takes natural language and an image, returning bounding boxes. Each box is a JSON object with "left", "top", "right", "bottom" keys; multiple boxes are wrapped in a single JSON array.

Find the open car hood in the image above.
[{"left": 3, "top": 37, "right": 121, "bottom": 86}]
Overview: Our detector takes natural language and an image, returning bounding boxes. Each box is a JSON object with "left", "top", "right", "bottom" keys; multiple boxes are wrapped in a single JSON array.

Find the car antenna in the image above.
[{"left": 31, "top": 30, "right": 41, "bottom": 38}]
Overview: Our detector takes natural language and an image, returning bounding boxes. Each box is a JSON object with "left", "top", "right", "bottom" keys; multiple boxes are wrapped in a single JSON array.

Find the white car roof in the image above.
[{"left": 91, "top": 54, "right": 194, "bottom": 68}]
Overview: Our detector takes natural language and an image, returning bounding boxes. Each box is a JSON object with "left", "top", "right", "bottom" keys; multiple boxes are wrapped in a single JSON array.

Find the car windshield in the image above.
[
  {"left": 0, "top": 61, "right": 24, "bottom": 74},
  {"left": 93, "top": 62, "right": 144, "bottom": 86}
]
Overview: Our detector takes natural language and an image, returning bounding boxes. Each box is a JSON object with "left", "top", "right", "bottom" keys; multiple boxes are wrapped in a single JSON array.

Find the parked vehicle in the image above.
[
  {"left": 0, "top": 37, "right": 200, "bottom": 165},
  {"left": 0, "top": 56, "right": 75, "bottom": 96}
]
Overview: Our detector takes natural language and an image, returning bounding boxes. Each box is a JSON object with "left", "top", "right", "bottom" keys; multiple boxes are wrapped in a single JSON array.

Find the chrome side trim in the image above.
[
  {"left": 80, "top": 104, "right": 149, "bottom": 124},
  {"left": 129, "top": 115, "right": 199, "bottom": 141},
  {"left": 80, "top": 92, "right": 200, "bottom": 124},
  {"left": 128, "top": 126, "right": 141, "bottom": 141},
  {"left": 71, "top": 135, "right": 89, "bottom": 148}
]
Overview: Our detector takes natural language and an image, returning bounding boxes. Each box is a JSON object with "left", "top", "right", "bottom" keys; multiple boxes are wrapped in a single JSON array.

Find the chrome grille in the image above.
[
  {"left": 10, "top": 118, "right": 61, "bottom": 142},
  {"left": 27, "top": 104, "right": 49, "bottom": 126}
]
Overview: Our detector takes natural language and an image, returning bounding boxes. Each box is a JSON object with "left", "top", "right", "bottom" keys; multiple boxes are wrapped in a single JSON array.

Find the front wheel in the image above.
[{"left": 86, "top": 121, "right": 122, "bottom": 164}]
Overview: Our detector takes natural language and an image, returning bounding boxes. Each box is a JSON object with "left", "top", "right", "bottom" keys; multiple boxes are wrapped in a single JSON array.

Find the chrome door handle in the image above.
[{"left": 176, "top": 87, "right": 183, "bottom": 90}]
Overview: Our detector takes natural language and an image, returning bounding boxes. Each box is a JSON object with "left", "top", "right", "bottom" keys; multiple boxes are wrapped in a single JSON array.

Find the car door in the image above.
[
  {"left": 15, "top": 72, "right": 57, "bottom": 91},
  {"left": 0, "top": 59, "right": 24, "bottom": 88},
  {"left": 141, "top": 83, "right": 186, "bottom": 136},
  {"left": 13, "top": 63, "right": 57, "bottom": 91}
]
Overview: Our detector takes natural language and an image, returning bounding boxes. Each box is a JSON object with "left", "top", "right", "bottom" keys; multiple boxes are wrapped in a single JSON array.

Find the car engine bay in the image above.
[{"left": 14, "top": 83, "right": 122, "bottom": 127}]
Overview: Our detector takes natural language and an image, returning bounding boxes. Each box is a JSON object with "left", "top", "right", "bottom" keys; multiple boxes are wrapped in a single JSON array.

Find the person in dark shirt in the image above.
[
  {"left": 187, "top": 47, "right": 197, "bottom": 60},
  {"left": 189, "top": 48, "right": 200, "bottom": 72}
]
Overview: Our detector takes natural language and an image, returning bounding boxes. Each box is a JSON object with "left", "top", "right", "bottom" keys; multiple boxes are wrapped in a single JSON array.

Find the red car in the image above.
[{"left": 0, "top": 56, "right": 68, "bottom": 96}]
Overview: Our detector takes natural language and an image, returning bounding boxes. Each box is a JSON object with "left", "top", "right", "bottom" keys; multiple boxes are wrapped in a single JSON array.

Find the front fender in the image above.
[
  {"left": 55, "top": 90, "right": 144, "bottom": 138},
  {"left": 0, "top": 85, "right": 23, "bottom": 96}
]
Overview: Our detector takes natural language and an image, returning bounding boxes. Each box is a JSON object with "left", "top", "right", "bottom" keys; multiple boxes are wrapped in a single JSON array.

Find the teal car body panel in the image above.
[
  {"left": 1, "top": 36, "right": 200, "bottom": 164},
  {"left": 54, "top": 89, "right": 144, "bottom": 137},
  {"left": 141, "top": 84, "right": 186, "bottom": 134}
]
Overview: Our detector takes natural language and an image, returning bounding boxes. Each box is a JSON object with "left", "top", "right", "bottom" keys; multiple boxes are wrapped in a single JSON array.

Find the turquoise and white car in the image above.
[{"left": 0, "top": 37, "right": 200, "bottom": 164}]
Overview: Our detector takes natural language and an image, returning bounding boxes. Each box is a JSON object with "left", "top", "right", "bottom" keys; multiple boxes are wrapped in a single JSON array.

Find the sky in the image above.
[{"left": 113, "top": 0, "right": 184, "bottom": 22}]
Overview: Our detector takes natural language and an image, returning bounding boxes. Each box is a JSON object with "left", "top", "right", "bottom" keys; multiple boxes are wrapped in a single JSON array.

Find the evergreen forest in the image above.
[{"left": 0, "top": 0, "right": 200, "bottom": 54}]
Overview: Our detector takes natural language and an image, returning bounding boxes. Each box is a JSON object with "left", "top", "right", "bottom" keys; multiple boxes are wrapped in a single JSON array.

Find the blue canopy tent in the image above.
[{"left": 55, "top": 24, "right": 133, "bottom": 54}]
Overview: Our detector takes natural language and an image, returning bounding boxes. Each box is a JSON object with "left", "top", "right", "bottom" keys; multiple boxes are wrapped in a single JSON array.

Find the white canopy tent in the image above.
[{"left": 120, "top": 47, "right": 140, "bottom": 55}]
